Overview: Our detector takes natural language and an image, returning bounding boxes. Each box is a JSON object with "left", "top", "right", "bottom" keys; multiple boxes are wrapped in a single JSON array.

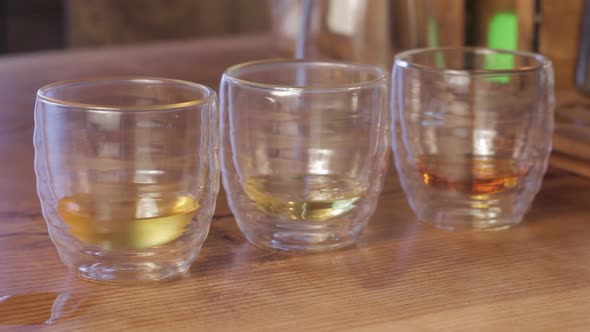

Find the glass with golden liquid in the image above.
[
  {"left": 57, "top": 193, "right": 198, "bottom": 250},
  {"left": 220, "top": 60, "right": 389, "bottom": 251},
  {"left": 34, "top": 78, "right": 219, "bottom": 283},
  {"left": 392, "top": 48, "right": 555, "bottom": 230}
]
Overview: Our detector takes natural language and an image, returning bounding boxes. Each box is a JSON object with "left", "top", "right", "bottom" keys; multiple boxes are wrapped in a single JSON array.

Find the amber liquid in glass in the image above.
[
  {"left": 58, "top": 194, "right": 198, "bottom": 250},
  {"left": 416, "top": 155, "right": 528, "bottom": 195},
  {"left": 244, "top": 174, "right": 365, "bottom": 220}
]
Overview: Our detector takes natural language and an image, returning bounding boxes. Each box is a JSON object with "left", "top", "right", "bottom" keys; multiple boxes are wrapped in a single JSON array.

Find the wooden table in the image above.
[{"left": 1, "top": 35, "right": 590, "bottom": 332}]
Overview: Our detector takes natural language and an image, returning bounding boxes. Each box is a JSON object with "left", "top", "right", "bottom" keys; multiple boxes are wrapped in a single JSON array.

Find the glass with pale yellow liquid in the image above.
[
  {"left": 34, "top": 78, "right": 219, "bottom": 283},
  {"left": 220, "top": 60, "right": 390, "bottom": 251}
]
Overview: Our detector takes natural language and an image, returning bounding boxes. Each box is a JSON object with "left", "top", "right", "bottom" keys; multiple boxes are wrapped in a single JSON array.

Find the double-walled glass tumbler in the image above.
[
  {"left": 220, "top": 60, "right": 389, "bottom": 251},
  {"left": 34, "top": 78, "right": 220, "bottom": 283},
  {"left": 392, "top": 48, "right": 554, "bottom": 231}
]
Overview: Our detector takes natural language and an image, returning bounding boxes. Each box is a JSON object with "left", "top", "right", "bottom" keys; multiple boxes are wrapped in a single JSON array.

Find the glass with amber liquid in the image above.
[
  {"left": 392, "top": 48, "right": 555, "bottom": 230},
  {"left": 34, "top": 78, "right": 220, "bottom": 283},
  {"left": 220, "top": 60, "right": 389, "bottom": 251}
]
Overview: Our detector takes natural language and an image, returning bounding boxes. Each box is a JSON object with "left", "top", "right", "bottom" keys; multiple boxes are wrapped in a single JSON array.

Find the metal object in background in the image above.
[
  {"left": 576, "top": 0, "right": 590, "bottom": 94},
  {"left": 270, "top": 0, "right": 539, "bottom": 68},
  {"left": 270, "top": 0, "right": 447, "bottom": 67}
]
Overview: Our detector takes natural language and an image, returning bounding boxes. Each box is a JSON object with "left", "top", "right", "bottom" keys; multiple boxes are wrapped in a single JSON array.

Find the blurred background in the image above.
[
  {"left": 0, "top": 0, "right": 589, "bottom": 178},
  {"left": 0, "top": 0, "right": 269, "bottom": 53},
  {"left": 0, "top": 0, "right": 584, "bottom": 92}
]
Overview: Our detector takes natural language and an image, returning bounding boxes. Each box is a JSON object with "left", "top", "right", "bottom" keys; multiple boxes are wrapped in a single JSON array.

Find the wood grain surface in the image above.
[{"left": 1, "top": 35, "right": 590, "bottom": 332}]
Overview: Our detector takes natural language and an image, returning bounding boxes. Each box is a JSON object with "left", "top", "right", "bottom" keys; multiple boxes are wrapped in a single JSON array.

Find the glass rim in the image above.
[
  {"left": 36, "top": 76, "right": 217, "bottom": 112},
  {"left": 222, "top": 58, "right": 388, "bottom": 91},
  {"left": 394, "top": 47, "right": 552, "bottom": 76}
]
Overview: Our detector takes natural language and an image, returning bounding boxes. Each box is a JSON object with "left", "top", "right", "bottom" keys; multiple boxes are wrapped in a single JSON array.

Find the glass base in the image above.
[
  {"left": 418, "top": 212, "right": 524, "bottom": 232},
  {"left": 54, "top": 245, "right": 200, "bottom": 284},
  {"left": 238, "top": 221, "right": 365, "bottom": 252},
  {"left": 74, "top": 261, "right": 191, "bottom": 285}
]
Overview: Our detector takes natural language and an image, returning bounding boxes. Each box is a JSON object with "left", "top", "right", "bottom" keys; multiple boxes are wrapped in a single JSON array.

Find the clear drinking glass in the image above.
[
  {"left": 220, "top": 60, "right": 390, "bottom": 252},
  {"left": 34, "top": 77, "right": 220, "bottom": 283},
  {"left": 392, "top": 48, "right": 554, "bottom": 231}
]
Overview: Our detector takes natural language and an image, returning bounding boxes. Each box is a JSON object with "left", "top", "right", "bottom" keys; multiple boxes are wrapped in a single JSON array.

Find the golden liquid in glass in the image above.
[
  {"left": 244, "top": 174, "right": 365, "bottom": 220},
  {"left": 58, "top": 194, "right": 198, "bottom": 250}
]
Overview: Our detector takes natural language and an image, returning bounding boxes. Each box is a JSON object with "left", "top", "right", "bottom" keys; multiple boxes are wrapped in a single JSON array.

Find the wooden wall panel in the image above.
[
  {"left": 539, "top": 0, "right": 584, "bottom": 91},
  {"left": 431, "top": 0, "right": 465, "bottom": 47},
  {"left": 516, "top": 0, "right": 536, "bottom": 51}
]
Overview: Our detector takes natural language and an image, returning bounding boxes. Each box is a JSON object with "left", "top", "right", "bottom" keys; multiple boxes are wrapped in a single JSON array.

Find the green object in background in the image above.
[
  {"left": 486, "top": 11, "right": 517, "bottom": 83},
  {"left": 427, "top": 18, "right": 445, "bottom": 68},
  {"left": 427, "top": 17, "right": 439, "bottom": 48}
]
